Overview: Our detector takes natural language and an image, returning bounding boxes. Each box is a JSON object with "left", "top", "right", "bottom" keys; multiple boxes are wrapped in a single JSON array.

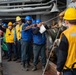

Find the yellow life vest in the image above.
[
  {"left": 15, "top": 24, "right": 22, "bottom": 40},
  {"left": 6, "top": 28, "right": 15, "bottom": 43},
  {"left": 60, "top": 25, "right": 76, "bottom": 69}
]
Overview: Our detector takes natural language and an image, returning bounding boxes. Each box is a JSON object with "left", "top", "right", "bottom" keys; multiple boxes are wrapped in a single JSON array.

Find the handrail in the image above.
[{"left": 0, "top": 0, "right": 54, "bottom": 8}]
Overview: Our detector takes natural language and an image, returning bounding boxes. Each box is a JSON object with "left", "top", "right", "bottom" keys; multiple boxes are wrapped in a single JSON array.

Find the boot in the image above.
[
  {"left": 8, "top": 58, "right": 12, "bottom": 62},
  {"left": 27, "top": 62, "right": 31, "bottom": 67},
  {"left": 32, "top": 65, "right": 37, "bottom": 71},
  {"left": 16, "top": 59, "right": 21, "bottom": 63},
  {"left": 25, "top": 63, "right": 29, "bottom": 71},
  {"left": 13, "top": 57, "right": 18, "bottom": 61},
  {"left": 42, "top": 65, "right": 45, "bottom": 71},
  {"left": 23, "top": 62, "right": 25, "bottom": 68}
]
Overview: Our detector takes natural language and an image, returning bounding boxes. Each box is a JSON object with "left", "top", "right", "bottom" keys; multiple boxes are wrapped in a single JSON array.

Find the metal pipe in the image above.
[
  {"left": 0, "top": 0, "right": 46, "bottom": 4},
  {"left": 0, "top": 0, "right": 54, "bottom": 8},
  {"left": 0, "top": 4, "right": 53, "bottom": 13},
  {"left": 0, "top": 10, "right": 52, "bottom": 17}
]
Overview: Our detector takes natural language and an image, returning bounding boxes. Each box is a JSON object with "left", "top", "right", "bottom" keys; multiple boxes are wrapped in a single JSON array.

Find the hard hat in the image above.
[
  {"left": 36, "top": 19, "right": 41, "bottom": 24},
  {"left": 8, "top": 22, "right": 13, "bottom": 26},
  {"left": 3, "top": 23, "right": 7, "bottom": 27},
  {"left": 68, "top": 1, "right": 76, "bottom": 9},
  {"left": 25, "top": 16, "right": 32, "bottom": 21},
  {"left": 32, "top": 20, "right": 36, "bottom": 24},
  {"left": 16, "top": 16, "right": 21, "bottom": 21},
  {"left": 63, "top": 8, "right": 76, "bottom": 20}
]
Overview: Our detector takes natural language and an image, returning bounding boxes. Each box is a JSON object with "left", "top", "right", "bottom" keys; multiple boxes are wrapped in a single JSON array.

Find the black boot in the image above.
[
  {"left": 32, "top": 65, "right": 37, "bottom": 71},
  {"left": 16, "top": 59, "right": 21, "bottom": 63},
  {"left": 25, "top": 63, "right": 29, "bottom": 71},
  {"left": 8, "top": 58, "right": 11, "bottom": 62},
  {"left": 23, "top": 62, "right": 25, "bottom": 68},
  {"left": 13, "top": 57, "right": 18, "bottom": 61}
]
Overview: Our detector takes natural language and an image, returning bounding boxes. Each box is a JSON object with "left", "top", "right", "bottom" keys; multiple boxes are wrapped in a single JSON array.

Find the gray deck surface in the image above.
[{"left": 3, "top": 60, "right": 42, "bottom": 75}]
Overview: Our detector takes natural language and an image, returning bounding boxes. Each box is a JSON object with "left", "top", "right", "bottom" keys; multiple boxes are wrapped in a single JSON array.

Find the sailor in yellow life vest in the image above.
[
  {"left": 57, "top": 8, "right": 76, "bottom": 75},
  {"left": 6, "top": 22, "right": 16, "bottom": 61},
  {"left": 14, "top": 16, "right": 23, "bottom": 62}
]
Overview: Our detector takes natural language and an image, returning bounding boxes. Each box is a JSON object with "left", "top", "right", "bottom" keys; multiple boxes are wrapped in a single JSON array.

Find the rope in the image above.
[
  {"left": 0, "top": 14, "right": 59, "bottom": 39},
  {"left": 44, "top": 15, "right": 59, "bottom": 23},
  {"left": 42, "top": 27, "right": 61, "bottom": 75},
  {"left": 21, "top": 15, "right": 59, "bottom": 31}
]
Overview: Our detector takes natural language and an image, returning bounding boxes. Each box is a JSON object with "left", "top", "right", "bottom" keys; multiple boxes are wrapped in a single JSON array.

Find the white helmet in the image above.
[{"left": 68, "top": 1, "right": 76, "bottom": 9}]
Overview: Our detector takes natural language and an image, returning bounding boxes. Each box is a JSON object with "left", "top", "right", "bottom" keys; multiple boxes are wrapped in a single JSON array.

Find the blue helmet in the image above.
[
  {"left": 36, "top": 19, "right": 41, "bottom": 24},
  {"left": 3, "top": 23, "right": 7, "bottom": 27},
  {"left": 32, "top": 20, "right": 36, "bottom": 24},
  {"left": 25, "top": 16, "right": 32, "bottom": 21}
]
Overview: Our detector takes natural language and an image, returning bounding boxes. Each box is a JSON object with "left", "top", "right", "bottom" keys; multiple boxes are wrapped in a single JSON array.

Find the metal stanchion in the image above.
[{"left": 0, "top": 37, "right": 3, "bottom": 75}]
